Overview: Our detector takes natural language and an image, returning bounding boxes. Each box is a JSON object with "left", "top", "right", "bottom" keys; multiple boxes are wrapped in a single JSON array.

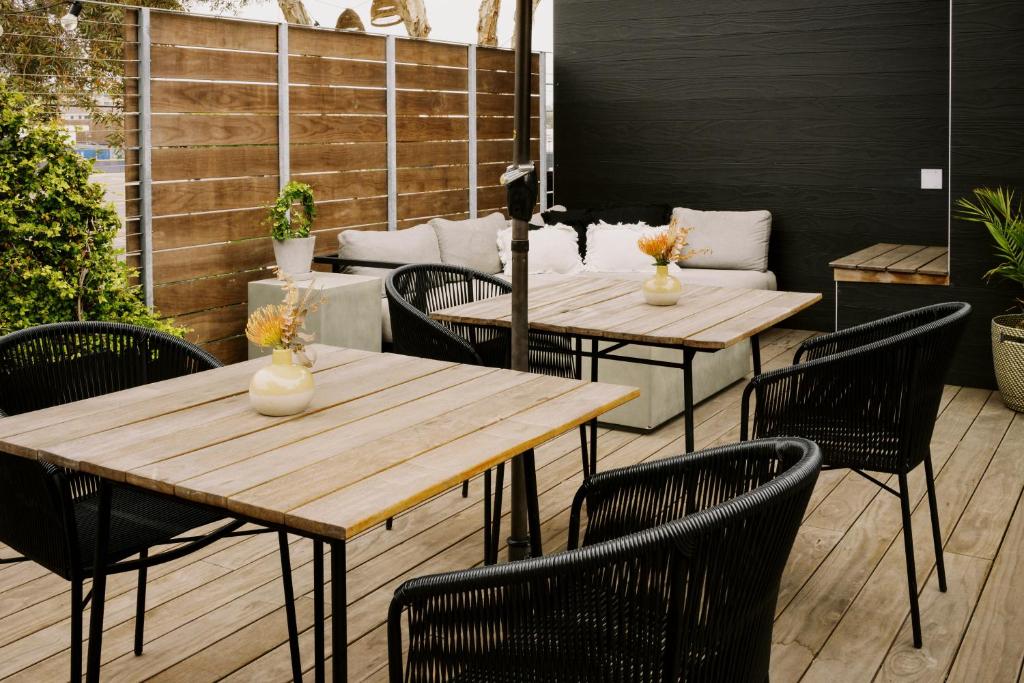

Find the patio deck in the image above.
[{"left": 0, "top": 327, "right": 1020, "bottom": 682}]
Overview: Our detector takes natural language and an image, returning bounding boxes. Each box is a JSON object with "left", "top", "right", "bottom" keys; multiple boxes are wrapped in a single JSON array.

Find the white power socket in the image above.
[{"left": 921, "top": 168, "right": 943, "bottom": 190}]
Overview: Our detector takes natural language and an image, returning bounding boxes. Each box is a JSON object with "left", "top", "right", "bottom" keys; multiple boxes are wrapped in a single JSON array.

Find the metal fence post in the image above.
[
  {"left": 468, "top": 45, "right": 478, "bottom": 219},
  {"left": 386, "top": 35, "right": 397, "bottom": 231},
  {"left": 138, "top": 8, "right": 153, "bottom": 307},
  {"left": 278, "top": 22, "right": 290, "bottom": 191},
  {"left": 538, "top": 51, "right": 548, "bottom": 212}
]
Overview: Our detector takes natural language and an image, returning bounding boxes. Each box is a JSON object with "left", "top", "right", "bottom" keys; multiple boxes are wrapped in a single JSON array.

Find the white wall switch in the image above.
[{"left": 921, "top": 168, "right": 943, "bottom": 190}]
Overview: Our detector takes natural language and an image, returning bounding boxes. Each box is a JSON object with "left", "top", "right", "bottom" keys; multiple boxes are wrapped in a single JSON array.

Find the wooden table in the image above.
[
  {"left": 432, "top": 275, "right": 820, "bottom": 455},
  {"left": 0, "top": 346, "right": 637, "bottom": 682},
  {"left": 830, "top": 243, "right": 950, "bottom": 286}
]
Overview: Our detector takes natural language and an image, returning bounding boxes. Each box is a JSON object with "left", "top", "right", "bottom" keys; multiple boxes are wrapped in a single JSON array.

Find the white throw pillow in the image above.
[
  {"left": 497, "top": 224, "right": 583, "bottom": 276},
  {"left": 429, "top": 212, "right": 505, "bottom": 274},
  {"left": 338, "top": 223, "right": 441, "bottom": 295},
  {"left": 583, "top": 221, "right": 662, "bottom": 272},
  {"left": 672, "top": 207, "right": 772, "bottom": 272}
]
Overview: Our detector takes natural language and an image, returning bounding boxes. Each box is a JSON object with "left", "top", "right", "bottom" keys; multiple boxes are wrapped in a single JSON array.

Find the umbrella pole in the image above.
[{"left": 506, "top": 0, "right": 534, "bottom": 562}]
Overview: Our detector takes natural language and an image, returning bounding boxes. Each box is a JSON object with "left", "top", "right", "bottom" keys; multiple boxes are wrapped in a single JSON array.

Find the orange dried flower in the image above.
[{"left": 636, "top": 217, "right": 708, "bottom": 266}]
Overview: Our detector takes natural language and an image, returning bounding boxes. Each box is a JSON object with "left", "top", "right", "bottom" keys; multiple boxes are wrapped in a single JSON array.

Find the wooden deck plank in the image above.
[
  {"left": 858, "top": 245, "right": 927, "bottom": 272},
  {"left": 1, "top": 329, "right": 1019, "bottom": 683},
  {"left": 829, "top": 243, "right": 901, "bottom": 269},
  {"left": 887, "top": 246, "right": 948, "bottom": 274}
]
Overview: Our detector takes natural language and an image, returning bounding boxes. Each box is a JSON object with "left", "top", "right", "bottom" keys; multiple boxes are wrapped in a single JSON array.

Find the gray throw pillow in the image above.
[
  {"left": 338, "top": 223, "right": 441, "bottom": 295},
  {"left": 429, "top": 212, "right": 506, "bottom": 275},
  {"left": 672, "top": 207, "right": 772, "bottom": 272}
]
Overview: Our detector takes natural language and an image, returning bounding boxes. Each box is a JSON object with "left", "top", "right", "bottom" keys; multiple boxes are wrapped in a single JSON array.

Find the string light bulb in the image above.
[{"left": 60, "top": 0, "right": 82, "bottom": 32}]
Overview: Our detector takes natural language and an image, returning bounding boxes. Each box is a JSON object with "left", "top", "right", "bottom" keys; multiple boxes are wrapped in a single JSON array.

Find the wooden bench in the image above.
[{"left": 830, "top": 243, "right": 949, "bottom": 286}]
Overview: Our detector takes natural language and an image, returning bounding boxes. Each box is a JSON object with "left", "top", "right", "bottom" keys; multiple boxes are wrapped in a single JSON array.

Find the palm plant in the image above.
[{"left": 956, "top": 187, "right": 1024, "bottom": 312}]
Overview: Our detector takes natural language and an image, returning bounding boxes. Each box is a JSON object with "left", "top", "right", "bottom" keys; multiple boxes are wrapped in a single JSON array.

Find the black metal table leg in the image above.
[
  {"left": 490, "top": 463, "right": 505, "bottom": 564},
  {"left": 683, "top": 348, "right": 696, "bottom": 453},
  {"left": 575, "top": 336, "right": 590, "bottom": 478},
  {"left": 330, "top": 540, "right": 347, "bottom": 683},
  {"left": 522, "top": 449, "right": 543, "bottom": 558},
  {"left": 751, "top": 333, "right": 762, "bottom": 376},
  {"left": 278, "top": 532, "right": 303, "bottom": 683},
  {"left": 589, "top": 337, "right": 599, "bottom": 473},
  {"left": 313, "top": 540, "right": 325, "bottom": 683},
  {"left": 86, "top": 480, "right": 112, "bottom": 683}
]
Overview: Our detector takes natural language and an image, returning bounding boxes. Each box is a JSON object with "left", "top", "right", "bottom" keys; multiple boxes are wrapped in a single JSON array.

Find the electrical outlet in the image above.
[{"left": 921, "top": 168, "right": 943, "bottom": 190}]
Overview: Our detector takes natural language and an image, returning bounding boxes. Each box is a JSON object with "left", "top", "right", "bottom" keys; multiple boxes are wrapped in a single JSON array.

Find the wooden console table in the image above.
[{"left": 830, "top": 243, "right": 949, "bottom": 286}]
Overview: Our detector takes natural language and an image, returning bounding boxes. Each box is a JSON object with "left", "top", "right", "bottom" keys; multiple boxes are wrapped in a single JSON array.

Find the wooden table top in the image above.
[
  {"left": 431, "top": 276, "right": 821, "bottom": 350},
  {"left": 0, "top": 346, "right": 638, "bottom": 541},
  {"left": 830, "top": 243, "right": 949, "bottom": 286}
]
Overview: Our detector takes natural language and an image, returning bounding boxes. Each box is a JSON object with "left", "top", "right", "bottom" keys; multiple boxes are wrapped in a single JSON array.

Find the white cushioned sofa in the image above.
[{"left": 321, "top": 205, "right": 775, "bottom": 430}]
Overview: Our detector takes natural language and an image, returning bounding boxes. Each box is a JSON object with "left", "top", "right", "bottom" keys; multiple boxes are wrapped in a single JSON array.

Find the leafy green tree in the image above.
[{"left": 0, "top": 79, "right": 181, "bottom": 334}]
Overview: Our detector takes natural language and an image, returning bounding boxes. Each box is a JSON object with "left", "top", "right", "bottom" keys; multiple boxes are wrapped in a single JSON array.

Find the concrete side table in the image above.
[{"left": 247, "top": 273, "right": 382, "bottom": 359}]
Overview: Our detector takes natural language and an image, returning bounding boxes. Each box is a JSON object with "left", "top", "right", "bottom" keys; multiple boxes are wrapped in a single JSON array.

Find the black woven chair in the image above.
[
  {"left": 0, "top": 322, "right": 303, "bottom": 681},
  {"left": 740, "top": 302, "right": 972, "bottom": 648},
  {"left": 387, "top": 437, "right": 822, "bottom": 683}
]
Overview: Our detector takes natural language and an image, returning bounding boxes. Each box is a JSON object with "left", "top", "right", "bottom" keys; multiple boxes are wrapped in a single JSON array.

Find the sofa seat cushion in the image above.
[
  {"left": 672, "top": 207, "right": 772, "bottom": 272},
  {"left": 339, "top": 224, "right": 441, "bottom": 294},
  {"left": 430, "top": 213, "right": 506, "bottom": 274}
]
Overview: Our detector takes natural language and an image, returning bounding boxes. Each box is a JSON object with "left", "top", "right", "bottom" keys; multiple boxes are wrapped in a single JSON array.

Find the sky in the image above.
[{"left": 196, "top": 0, "right": 554, "bottom": 52}]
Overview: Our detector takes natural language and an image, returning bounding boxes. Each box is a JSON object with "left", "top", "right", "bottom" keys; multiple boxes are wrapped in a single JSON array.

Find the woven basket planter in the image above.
[{"left": 992, "top": 314, "right": 1024, "bottom": 412}]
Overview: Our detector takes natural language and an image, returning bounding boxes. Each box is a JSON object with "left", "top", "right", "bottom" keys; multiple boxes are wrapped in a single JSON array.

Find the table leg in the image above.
[
  {"left": 313, "top": 540, "right": 325, "bottom": 683},
  {"left": 330, "top": 540, "right": 347, "bottom": 683},
  {"left": 588, "top": 338, "right": 599, "bottom": 473},
  {"left": 575, "top": 336, "right": 590, "bottom": 478},
  {"left": 751, "top": 333, "right": 762, "bottom": 376},
  {"left": 683, "top": 348, "right": 696, "bottom": 453},
  {"left": 278, "top": 532, "right": 303, "bottom": 683},
  {"left": 86, "top": 480, "right": 112, "bottom": 683},
  {"left": 522, "top": 450, "right": 543, "bottom": 558}
]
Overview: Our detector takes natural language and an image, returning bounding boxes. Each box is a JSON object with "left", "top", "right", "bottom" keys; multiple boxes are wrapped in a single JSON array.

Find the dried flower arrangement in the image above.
[
  {"left": 245, "top": 268, "right": 325, "bottom": 367},
  {"left": 637, "top": 217, "right": 709, "bottom": 266}
]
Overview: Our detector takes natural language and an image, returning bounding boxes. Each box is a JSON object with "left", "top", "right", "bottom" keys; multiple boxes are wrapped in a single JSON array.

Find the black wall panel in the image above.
[{"left": 554, "top": 0, "right": 1022, "bottom": 388}]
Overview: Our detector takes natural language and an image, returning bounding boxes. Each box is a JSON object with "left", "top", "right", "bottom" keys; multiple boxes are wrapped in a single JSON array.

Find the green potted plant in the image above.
[
  {"left": 269, "top": 181, "right": 317, "bottom": 280},
  {"left": 956, "top": 187, "right": 1024, "bottom": 411}
]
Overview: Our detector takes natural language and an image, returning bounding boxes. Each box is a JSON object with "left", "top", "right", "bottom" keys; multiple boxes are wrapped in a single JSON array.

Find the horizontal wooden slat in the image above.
[
  {"left": 152, "top": 175, "right": 279, "bottom": 216},
  {"left": 290, "top": 115, "right": 387, "bottom": 144},
  {"left": 397, "top": 140, "right": 469, "bottom": 167},
  {"left": 150, "top": 45, "right": 277, "bottom": 82},
  {"left": 888, "top": 246, "right": 948, "bottom": 273},
  {"left": 477, "top": 70, "right": 540, "bottom": 95},
  {"left": 154, "top": 269, "right": 270, "bottom": 317},
  {"left": 201, "top": 335, "right": 248, "bottom": 365},
  {"left": 152, "top": 114, "right": 277, "bottom": 146},
  {"left": 289, "top": 86, "right": 386, "bottom": 115},
  {"left": 291, "top": 142, "right": 388, "bottom": 174},
  {"left": 150, "top": 13, "right": 277, "bottom": 52},
  {"left": 396, "top": 38, "right": 468, "bottom": 67},
  {"left": 478, "top": 92, "right": 538, "bottom": 117},
  {"left": 153, "top": 207, "right": 267, "bottom": 251},
  {"left": 476, "top": 47, "right": 540, "bottom": 73},
  {"left": 398, "top": 189, "right": 469, "bottom": 219},
  {"left": 151, "top": 146, "right": 278, "bottom": 181},
  {"left": 477, "top": 185, "right": 508, "bottom": 210},
  {"left": 396, "top": 64, "right": 468, "bottom": 91},
  {"left": 396, "top": 90, "right": 468, "bottom": 116},
  {"left": 314, "top": 199, "right": 389, "bottom": 230},
  {"left": 288, "top": 26, "right": 385, "bottom": 60},
  {"left": 298, "top": 170, "right": 388, "bottom": 203},
  {"left": 152, "top": 81, "right": 277, "bottom": 114},
  {"left": 397, "top": 165, "right": 469, "bottom": 194},
  {"left": 396, "top": 117, "right": 469, "bottom": 142},
  {"left": 289, "top": 55, "right": 385, "bottom": 87}
]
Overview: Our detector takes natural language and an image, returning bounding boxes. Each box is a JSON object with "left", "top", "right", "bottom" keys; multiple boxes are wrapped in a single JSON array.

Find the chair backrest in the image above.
[
  {"left": 0, "top": 322, "right": 219, "bottom": 578},
  {"left": 391, "top": 438, "right": 821, "bottom": 683},
  {"left": 385, "top": 264, "right": 511, "bottom": 367},
  {"left": 752, "top": 302, "right": 971, "bottom": 472}
]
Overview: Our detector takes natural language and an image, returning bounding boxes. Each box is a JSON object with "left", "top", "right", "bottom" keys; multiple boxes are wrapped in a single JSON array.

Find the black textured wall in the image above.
[{"left": 553, "top": 0, "right": 1021, "bottom": 387}]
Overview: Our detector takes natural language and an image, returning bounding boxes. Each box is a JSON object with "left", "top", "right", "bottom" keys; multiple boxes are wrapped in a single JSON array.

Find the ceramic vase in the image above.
[
  {"left": 642, "top": 264, "right": 683, "bottom": 306},
  {"left": 249, "top": 349, "right": 315, "bottom": 416},
  {"left": 272, "top": 235, "right": 316, "bottom": 281}
]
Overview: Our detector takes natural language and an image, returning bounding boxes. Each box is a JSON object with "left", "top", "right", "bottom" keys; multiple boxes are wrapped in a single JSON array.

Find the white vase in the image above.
[
  {"left": 642, "top": 264, "right": 683, "bottom": 306},
  {"left": 273, "top": 235, "right": 316, "bottom": 281},
  {"left": 249, "top": 349, "right": 315, "bottom": 416}
]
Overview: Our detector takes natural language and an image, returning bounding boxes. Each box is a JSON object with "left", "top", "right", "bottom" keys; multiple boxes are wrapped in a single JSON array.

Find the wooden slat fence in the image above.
[{"left": 123, "top": 10, "right": 542, "bottom": 363}]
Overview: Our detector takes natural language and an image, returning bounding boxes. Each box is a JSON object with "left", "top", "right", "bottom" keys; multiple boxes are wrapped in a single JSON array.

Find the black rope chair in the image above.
[
  {"left": 386, "top": 264, "right": 587, "bottom": 508},
  {"left": 0, "top": 322, "right": 303, "bottom": 681},
  {"left": 387, "top": 438, "right": 821, "bottom": 683},
  {"left": 740, "top": 302, "right": 972, "bottom": 649}
]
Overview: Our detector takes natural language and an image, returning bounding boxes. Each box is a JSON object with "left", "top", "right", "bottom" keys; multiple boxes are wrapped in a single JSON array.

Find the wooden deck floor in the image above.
[{"left": 1, "top": 328, "right": 1022, "bottom": 682}]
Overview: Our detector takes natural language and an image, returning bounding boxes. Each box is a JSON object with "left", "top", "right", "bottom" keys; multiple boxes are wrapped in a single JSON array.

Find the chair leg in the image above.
[
  {"left": 70, "top": 577, "right": 84, "bottom": 682},
  {"left": 278, "top": 532, "right": 304, "bottom": 683},
  {"left": 923, "top": 455, "right": 947, "bottom": 593},
  {"left": 385, "top": 517, "right": 393, "bottom": 530},
  {"left": 462, "top": 479, "right": 470, "bottom": 498},
  {"left": 134, "top": 549, "right": 148, "bottom": 656},
  {"left": 898, "top": 474, "right": 923, "bottom": 648}
]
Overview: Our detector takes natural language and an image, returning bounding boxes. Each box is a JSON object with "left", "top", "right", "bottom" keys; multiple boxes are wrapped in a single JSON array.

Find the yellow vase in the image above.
[
  {"left": 642, "top": 264, "right": 683, "bottom": 306},
  {"left": 249, "top": 349, "right": 315, "bottom": 416}
]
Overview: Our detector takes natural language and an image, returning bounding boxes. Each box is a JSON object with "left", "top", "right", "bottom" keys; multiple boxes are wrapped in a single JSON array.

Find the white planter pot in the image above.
[{"left": 273, "top": 236, "right": 316, "bottom": 280}]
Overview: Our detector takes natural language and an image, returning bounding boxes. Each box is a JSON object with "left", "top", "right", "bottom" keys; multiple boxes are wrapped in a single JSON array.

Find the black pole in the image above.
[{"left": 505, "top": 0, "right": 534, "bottom": 562}]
